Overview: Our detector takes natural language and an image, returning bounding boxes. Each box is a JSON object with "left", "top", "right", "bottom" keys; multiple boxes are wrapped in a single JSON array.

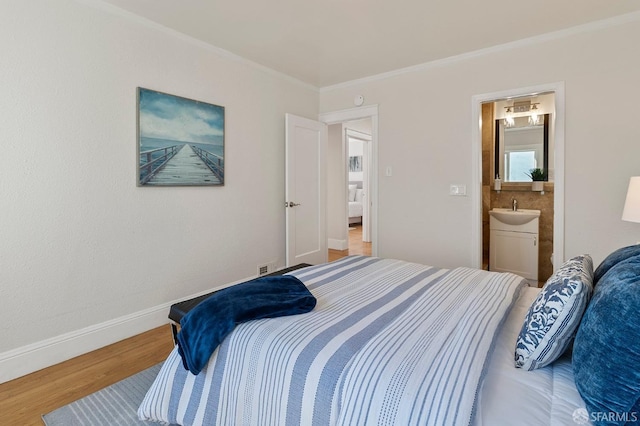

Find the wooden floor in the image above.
[
  {"left": 1, "top": 230, "right": 372, "bottom": 426},
  {"left": 329, "top": 223, "right": 372, "bottom": 261},
  {"left": 0, "top": 325, "right": 174, "bottom": 426}
]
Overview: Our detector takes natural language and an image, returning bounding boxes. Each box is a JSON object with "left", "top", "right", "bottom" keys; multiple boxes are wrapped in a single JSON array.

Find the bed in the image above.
[
  {"left": 139, "top": 249, "right": 640, "bottom": 426},
  {"left": 348, "top": 185, "right": 363, "bottom": 224}
]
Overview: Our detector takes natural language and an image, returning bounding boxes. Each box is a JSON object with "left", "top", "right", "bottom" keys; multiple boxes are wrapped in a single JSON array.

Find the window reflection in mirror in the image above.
[{"left": 495, "top": 114, "right": 550, "bottom": 183}]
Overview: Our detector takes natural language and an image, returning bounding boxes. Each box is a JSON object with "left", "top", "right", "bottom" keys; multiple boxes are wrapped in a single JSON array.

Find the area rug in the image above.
[{"left": 42, "top": 363, "right": 164, "bottom": 425}]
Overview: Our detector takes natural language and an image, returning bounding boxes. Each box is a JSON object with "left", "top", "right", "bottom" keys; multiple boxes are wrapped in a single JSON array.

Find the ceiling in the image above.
[{"left": 100, "top": 0, "right": 640, "bottom": 88}]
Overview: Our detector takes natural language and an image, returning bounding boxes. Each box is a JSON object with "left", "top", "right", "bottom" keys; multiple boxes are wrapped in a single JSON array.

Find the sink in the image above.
[{"left": 489, "top": 208, "right": 541, "bottom": 226}]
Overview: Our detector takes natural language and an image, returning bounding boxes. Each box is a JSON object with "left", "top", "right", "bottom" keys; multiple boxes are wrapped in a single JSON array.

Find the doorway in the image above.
[
  {"left": 347, "top": 126, "right": 371, "bottom": 235},
  {"left": 320, "top": 105, "right": 378, "bottom": 261},
  {"left": 481, "top": 94, "right": 554, "bottom": 283},
  {"left": 471, "top": 83, "right": 565, "bottom": 276},
  {"left": 345, "top": 125, "right": 372, "bottom": 258}
]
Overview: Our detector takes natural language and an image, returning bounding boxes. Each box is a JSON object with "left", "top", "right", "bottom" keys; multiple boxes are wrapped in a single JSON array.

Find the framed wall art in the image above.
[
  {"left": 137, "top": 88, "right": 225, "bottom": 186},
  {"left": 349, "top": 155, "right": 362, "bottom": 172}
]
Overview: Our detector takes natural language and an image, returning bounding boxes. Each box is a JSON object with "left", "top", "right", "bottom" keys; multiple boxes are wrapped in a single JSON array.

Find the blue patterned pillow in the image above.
[
  {"left": 593, "top": 244, "right": 640, "bottom": 285},
  {"left": 515, "top": 255, "right": 593, "bottom": 370},
  {"left": 573, "top": 256, "right": 640, "bottom": 425}
]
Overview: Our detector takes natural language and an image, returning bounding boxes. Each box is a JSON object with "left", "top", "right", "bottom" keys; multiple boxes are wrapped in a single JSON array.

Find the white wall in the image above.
[
  {"left": 320, "top": 15, "right": 640, "bottom": 269},
  {"left": 0, "top": 0, "right": 318, "bottom": 381},
  {"left": 345, "top": 119, "right": 373, "bottom": 136}
]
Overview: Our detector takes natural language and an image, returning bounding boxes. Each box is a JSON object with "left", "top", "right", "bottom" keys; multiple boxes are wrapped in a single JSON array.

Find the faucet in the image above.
[{"left": 512, "top": 198, "right": 518, "bottom": 211}]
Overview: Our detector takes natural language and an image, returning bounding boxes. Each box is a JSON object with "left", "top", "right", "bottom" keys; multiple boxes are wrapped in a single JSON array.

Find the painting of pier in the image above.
[{"left": 137, "top": 88, "right": 225, "bottom": 186}]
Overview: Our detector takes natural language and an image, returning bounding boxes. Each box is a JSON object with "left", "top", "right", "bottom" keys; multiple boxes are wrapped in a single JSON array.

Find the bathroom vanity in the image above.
[{"left": 489, "top": 208, "right": 540, "bottom": 286}]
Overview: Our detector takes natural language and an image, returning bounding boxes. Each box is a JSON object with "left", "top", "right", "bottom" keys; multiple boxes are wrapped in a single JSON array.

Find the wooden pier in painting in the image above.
[{"left": 141, "top": 144, "right": 223, "bottom": 186}]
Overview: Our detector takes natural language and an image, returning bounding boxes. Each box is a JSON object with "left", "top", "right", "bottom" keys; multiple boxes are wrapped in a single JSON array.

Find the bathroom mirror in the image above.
[{"left": 495, "top": 113, "right": 550, "bottom": 182}]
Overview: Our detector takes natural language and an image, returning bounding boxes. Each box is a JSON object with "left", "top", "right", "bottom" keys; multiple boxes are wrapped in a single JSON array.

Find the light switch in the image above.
[
  {"left": 449, "top": 184, "right": 467, "bottom": 196},
  {"left": 385, "top": 166, "right": 392, "bottom": 177}
]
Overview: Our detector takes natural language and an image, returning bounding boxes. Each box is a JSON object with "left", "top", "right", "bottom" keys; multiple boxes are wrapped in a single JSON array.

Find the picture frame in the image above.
[
  {"left": 349, "top": 156, "right": 362, "bottom": 172},
  {"left": 137, "top": 88, "right": 225, "bottom": 186}
]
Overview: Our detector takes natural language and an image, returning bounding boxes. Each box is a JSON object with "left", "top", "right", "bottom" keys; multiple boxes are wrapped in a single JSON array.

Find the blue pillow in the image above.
[
  {"left": 573, "top": 257, "right": 640, "bottom": 425},
  {"left": 594, "top": 244, "right": 640, "bottom": 285},
  {"left": 515, "top": 255, "right": 593, "bottom": 370}
]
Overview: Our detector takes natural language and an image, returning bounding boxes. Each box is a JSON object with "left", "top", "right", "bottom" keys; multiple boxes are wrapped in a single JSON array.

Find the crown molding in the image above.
[
  {"left": 320, "top": 10, "right": 640, "bottom": 92},
  {"left": 76, "top": 0, "right": 319, "bottom": 92}
]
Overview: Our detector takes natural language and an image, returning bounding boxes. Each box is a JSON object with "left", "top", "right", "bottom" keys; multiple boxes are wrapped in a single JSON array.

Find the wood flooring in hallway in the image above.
[{"left": 328, "top": 224, "right": 372, "bottom": 262}]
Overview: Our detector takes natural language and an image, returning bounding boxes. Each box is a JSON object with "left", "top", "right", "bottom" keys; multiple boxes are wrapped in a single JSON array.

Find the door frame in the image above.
[
  {"left": 346, "top": 128, "right": 372, "bottom": 242},
  {"left": 471, "top": 82, "right": 565, "bottom": 270},
  {"left": 320, "top": 105, "right": 379, "bottom": 257}
]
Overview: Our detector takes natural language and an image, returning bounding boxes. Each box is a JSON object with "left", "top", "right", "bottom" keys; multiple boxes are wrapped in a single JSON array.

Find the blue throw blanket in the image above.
[{"left": 177, "top": 275, "right": 316, "bottom": 375}]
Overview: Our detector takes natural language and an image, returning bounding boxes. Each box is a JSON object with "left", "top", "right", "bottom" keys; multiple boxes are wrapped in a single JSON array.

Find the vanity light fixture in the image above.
[
  {"left": 503, "top": 101, "right": 541, "bottom": 127},
  {"left": 503, "top": 107, "right": 515, "bottom": 128},
  {"left": 622, "top": 176, "right": 640, "bottom": 224},
  {"left": 528, "top": 104, "right": 540, "bottom": 126}
]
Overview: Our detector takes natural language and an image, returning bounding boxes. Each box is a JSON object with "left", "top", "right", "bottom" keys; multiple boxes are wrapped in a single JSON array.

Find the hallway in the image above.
[{"left": 328, "top": 224, "right": 372, "bottom": 262}]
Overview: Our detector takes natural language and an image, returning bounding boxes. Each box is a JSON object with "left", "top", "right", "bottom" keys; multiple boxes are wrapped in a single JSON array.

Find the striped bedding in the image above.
[{"left": 138, "top": 256, "right": 526, "bottom": 425}]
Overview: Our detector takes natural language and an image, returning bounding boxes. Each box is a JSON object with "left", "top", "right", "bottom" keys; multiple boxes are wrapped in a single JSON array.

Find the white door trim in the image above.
[
  {"left": 471, "top": 83, "right": 565, "bottom": 270},
  {"left": 320, "top": 105, "right": 379, "bottom": 256}
]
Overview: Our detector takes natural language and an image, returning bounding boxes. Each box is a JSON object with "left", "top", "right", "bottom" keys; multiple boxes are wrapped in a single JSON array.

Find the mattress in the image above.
[{"left": 475, "top": 287, "right": 590, "bottom": 426}]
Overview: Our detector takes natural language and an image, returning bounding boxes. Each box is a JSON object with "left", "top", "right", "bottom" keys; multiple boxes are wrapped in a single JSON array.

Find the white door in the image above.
[{"left": 285, "top": 113, "right": 328, "bottom": 266}]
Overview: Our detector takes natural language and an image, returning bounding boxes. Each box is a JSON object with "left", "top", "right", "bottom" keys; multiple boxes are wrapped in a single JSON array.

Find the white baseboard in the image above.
[
  {"left": 0, "top": 274, "right": 258, "bottom": 385},
  {"left": 0, "top": 303, "right": 171, "bottom": 384},
  {"left": 328, "top": 238, "right": 348, "bottom": 250}
]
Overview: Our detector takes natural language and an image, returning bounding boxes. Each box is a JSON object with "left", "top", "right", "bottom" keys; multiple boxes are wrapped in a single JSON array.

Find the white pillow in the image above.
[
  {"left": 514, "top": 254, "right": 593, "bottom": 370},
  {"left": 355, "top": 189, "right": 364, "bottom": 203},
  {"left": 348, "top": 185, "right": 357, "bottom": 202}
]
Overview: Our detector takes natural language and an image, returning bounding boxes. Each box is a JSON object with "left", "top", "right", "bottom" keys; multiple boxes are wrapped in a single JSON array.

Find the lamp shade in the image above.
[{"left": 622, "top": 177, "right": 640, "bottom": 223}]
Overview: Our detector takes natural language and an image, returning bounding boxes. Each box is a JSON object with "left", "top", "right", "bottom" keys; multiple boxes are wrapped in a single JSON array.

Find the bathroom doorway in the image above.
[{"left": 472, "top": 83, "right": 565, "bottom": 283}]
